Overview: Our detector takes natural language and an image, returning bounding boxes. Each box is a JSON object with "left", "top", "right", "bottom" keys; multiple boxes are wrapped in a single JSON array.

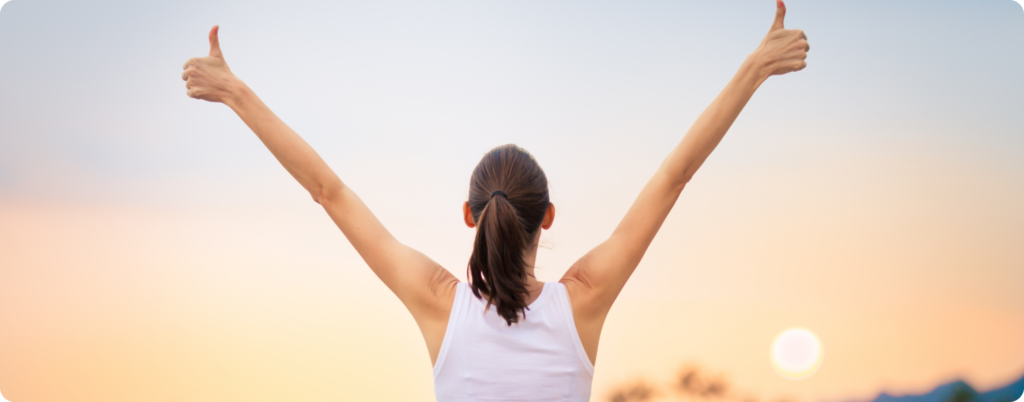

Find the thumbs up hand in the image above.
[
  {"left": 182, "top": 26, "right": 241, "bottom": 104},
  {"left": 750, "top": 0, "right": 809, "bottom": 78}
]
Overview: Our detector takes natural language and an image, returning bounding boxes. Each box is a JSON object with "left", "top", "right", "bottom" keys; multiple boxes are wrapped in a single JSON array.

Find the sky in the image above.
[{"left": 0, "top": 0, "right": 1022, "bottom": 401}]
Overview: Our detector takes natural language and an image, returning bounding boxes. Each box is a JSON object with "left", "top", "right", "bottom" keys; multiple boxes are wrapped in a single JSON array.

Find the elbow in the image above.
[
  {"left": 664, "top": 168, "right": 693, "bottom": 194},
  {"left": 678, "top": 171, "right": 695, "bottom": 189},
  {"left": 678, "top": 161, "right": 701, "bottom": 186},
  {"left": 657, "top": 157, "right": 695, "bottom": 193},
  {"left": 311, "top": 177, "right": 345, "bottom": 205}
]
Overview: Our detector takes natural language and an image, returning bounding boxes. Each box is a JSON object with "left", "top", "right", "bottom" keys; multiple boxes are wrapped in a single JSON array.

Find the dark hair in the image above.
[{"left": 467, "top": 144, "right": 550, "bottom": 326}]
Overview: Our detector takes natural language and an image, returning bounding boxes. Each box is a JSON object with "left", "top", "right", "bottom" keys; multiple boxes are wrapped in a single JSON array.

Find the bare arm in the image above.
[
  {"left": 562, "top": 0, "right": 810, "bottom": 360},
  {"left": 181, "top": 27, "right": 458, "bottom": 354}
]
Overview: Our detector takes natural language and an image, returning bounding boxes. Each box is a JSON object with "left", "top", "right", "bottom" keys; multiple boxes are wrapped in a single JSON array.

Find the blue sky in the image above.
[{"left": 1, "top": 0, "right": 1021, "bottom": 205}]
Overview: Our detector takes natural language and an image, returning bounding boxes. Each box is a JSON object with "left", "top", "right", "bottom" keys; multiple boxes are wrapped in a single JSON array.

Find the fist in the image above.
[
  {"left": 182, "top": 26, "right": 239, "bottom": 103},
  {"left": 752, "top": 0, "right": 810, "bottom": 77}
]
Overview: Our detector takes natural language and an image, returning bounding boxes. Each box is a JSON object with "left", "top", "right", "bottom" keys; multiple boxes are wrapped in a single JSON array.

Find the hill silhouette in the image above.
[{"left": 872, "top": 375, "right": 1024, "bottom": 402}]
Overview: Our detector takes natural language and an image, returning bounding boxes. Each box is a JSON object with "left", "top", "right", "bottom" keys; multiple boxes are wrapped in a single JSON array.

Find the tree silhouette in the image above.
[
  {"left": 676, "top": 365, "right": 731, "bottom": 399},
  {"left": 608, "top": 380, "right": 657, "bottom": 402},
  {"left": 606, "top": 364, "right": 744, "bottom": 402},
  {"left": 944, "top": 383, "right": 978, "bottom": 402}
]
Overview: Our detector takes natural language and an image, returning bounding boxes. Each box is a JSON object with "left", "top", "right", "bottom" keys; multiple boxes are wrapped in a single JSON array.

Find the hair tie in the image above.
[{"left": 490, "top": 190, "right": 507, "bottom": 199}]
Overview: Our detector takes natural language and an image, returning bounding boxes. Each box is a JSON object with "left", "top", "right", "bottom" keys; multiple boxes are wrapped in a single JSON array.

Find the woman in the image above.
[{"left": 181, "top": 1, "right": 808, "bottom": 400}]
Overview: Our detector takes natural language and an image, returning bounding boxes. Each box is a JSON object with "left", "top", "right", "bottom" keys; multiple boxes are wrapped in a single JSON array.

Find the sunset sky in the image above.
[{"left": 1, "top": 0, "right": 1022, "bottom": 401}]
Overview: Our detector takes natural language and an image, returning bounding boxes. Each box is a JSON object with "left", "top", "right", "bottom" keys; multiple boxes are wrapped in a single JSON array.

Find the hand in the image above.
[
  {"left": 182, "top": 26, "right": 241, "bottom": 104},
  {"left": 750, "top": 0, "right": 809, "bottom": 78}
]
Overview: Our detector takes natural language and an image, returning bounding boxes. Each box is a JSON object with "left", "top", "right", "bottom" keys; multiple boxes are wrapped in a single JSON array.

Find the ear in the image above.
[
  {"left": 463, "top": 201, "right": 476, "bottom": 228},
  {"left": 541, "top": 203, "right": 555, "bottom": 230}
]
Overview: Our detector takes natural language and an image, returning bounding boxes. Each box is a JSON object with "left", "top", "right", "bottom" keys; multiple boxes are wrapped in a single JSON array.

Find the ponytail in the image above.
[{"left": 467, "top": 145, "right": 550, "bottom": 326}]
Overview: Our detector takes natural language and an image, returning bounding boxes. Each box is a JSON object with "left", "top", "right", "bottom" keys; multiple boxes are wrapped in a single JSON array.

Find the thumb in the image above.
[
  {"left": 771, "top": 0, "right": 786, "bottom": 31},
  {"left": 208, "top": 25, "right": 223, "bottom": 58}
]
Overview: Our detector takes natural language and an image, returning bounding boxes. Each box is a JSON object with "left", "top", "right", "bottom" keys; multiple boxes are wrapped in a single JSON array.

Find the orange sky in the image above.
[{"left": 1, "top": 148, "right": 1022, "bottom": 402}]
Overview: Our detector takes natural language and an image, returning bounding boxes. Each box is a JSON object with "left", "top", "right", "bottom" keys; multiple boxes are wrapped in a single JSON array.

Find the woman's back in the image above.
[{"left": 433, "top": 282, "right": 594, "bottom": 402}]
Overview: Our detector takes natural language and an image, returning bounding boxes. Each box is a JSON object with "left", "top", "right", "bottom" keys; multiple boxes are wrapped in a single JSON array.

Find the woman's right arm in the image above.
[
  {"left": 561, "top": 0, "right": 809, "bottom": 363},
  {"left": 181, "top": 27, "right": 458, "bottom": 336}
]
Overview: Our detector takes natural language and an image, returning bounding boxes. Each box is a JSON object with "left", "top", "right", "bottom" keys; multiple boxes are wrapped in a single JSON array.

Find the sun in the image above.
[{"left": 769, "top": 327, "right": 824, "bottom": 380}]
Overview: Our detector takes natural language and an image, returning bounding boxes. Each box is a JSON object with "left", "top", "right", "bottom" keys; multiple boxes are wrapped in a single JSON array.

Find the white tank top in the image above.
[{"left": 433, "top": 282, "right": 595, "bottom": 402}]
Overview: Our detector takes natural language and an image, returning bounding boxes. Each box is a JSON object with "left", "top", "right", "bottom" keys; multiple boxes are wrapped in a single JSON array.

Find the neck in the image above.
[{"left": 522, "top": 234, "right": 544, "bottom": 294}]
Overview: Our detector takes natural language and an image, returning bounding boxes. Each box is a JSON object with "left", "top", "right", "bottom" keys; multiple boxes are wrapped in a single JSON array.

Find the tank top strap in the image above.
[
  {"left": 432, "top": 282, "right": 468, "bottom": 378},
  {"left": 551, "top": 282, "right": 595, "bottom": 375}
]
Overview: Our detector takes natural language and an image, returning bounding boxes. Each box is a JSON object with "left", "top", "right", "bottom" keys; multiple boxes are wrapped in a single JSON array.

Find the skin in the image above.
[{"left": 182, "top": 0, "right": 808, "bottom": 368}]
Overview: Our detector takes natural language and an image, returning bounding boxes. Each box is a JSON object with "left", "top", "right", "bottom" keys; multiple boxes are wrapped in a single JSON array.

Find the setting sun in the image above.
[{"left": 770, "top": 328, "right": 824, "bottom": 381}]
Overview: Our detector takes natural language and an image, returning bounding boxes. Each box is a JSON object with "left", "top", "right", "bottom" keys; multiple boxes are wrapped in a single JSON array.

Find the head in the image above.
[{"left": 463, "top": 144, "right": 555, "bottom": 326}]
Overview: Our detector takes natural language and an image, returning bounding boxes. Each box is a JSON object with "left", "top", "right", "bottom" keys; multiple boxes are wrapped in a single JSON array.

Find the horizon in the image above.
[{"left": 607, "top": 365, "right": 1024, "bottom": 402}]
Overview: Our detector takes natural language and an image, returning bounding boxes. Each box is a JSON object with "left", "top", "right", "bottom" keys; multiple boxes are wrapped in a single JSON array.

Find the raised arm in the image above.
[
  {"left": 561, "top": 0, "right": 809, "bottom": 360},
  {"left": 181, "top": 27, "right": 458, "bottom": 357}
]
